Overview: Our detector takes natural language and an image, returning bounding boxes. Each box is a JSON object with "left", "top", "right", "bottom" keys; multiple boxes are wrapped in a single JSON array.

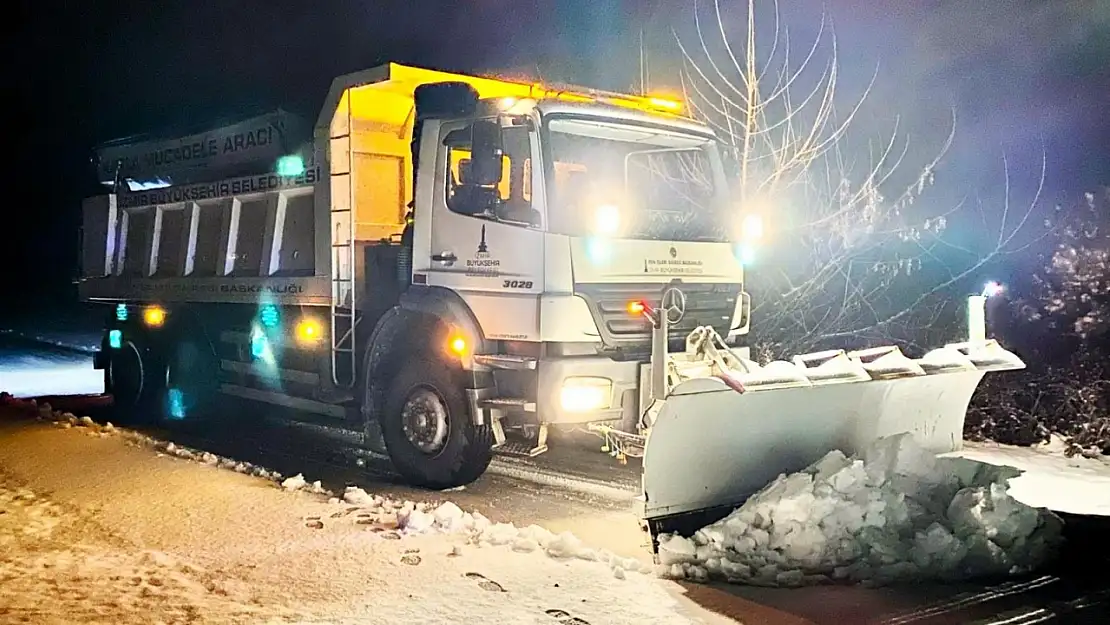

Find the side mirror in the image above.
[{"left": 469, "top": 119, "right": 503, "bottom": 186}]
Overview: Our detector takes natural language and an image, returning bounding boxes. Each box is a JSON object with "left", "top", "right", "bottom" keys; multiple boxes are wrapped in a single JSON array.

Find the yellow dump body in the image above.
[{"left": 326, "top": 63, "right": 687, "bottom": 242}]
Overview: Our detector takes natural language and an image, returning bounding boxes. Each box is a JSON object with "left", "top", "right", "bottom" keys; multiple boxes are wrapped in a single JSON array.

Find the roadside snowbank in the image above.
[
  {"left": 656, "top": 434, "right": 1064, "bottom": 587},
  {"left": 341, "top": 485, "right": 656, "bottom": 579}
]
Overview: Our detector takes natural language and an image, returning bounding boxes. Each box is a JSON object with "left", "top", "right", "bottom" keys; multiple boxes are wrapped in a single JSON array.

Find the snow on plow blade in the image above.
[{"left": 639, "top": 340, "right": 1025, "bottom": 540}]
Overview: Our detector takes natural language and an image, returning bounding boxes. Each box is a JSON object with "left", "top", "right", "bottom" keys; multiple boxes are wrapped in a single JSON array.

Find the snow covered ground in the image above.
[
  {"left": 3, "top": 388, "right": 1107, "bottom": 623},
  {"left": 945, "top": 438, "right": 1110, "bottom": 516},
  {"left": 0, "top": 395, "right": 732, "bottom": 625},
  {"left": 0, "top": 351, "right": 105, "bottom": 398},
  {"left": 656, "top": 434, "right": 1065, "bottom": 588}
]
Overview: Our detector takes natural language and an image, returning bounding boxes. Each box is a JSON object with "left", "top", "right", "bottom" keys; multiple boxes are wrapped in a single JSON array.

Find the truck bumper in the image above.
[
  {"left": 536, "top": 355, "right": 641, "bottom": 425},
  {"left": 535, "top": 345, "right": 751, "bottom": 426}
]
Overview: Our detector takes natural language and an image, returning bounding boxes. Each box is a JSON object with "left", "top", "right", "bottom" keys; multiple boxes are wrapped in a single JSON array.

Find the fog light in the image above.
[
  {"left": 143, "top": 306, "right": 166, "bottom": 328},
  {"left": 294, "top": 317, "right": 323, "bottom": 346},
  {"left": 559, "top": 377, "right": 612, "bottom": 413}
]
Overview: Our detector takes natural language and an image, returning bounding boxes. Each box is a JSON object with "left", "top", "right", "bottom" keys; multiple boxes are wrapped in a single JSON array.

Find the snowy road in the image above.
[
  {"left": 2, "top": 335, "right": 1109, "bottom": 623},
  {"left": 0, "top": 335, "right": 104, "bottom": 398}
]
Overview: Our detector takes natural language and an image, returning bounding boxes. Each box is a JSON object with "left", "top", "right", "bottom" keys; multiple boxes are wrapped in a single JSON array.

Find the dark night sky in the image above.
[{"left": 7, "top": 0, "right": 1109, "bottom": 303}]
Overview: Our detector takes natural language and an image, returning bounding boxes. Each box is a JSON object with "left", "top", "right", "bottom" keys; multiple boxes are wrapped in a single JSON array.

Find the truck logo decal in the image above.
[
  {"left": 117, "top": 166, "right": 321, "bottom": 208},
  {"left": 477, "top": 224, "right": 490, "bottom": 256},
  {"left": 465, "top": 224, "right": 501, "bottom": 276},
  {"left": 669, "top": 246, "right": 678, "bottom": 258},
  {"left": 661, "top": 286, "right": 687, "bottom": 324},
  {"left": 644, "top": 257, "right": 705, "bottom": 275}
]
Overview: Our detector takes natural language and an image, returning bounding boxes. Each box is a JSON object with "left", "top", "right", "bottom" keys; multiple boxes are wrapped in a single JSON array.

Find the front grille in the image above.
[{"left": 574, "top": 281, "right": 741, "bottom": 349}]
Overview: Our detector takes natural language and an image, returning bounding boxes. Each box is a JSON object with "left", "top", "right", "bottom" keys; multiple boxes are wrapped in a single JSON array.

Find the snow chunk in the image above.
[
  {"left": 280, "top": 474, "right": 307, "bottom": 492},
  {"left": 342, "top": 487, "right": 380, "bottom": 507},
  {"left": 660, "top": 433, "right": 1064, "bottom": 587}
]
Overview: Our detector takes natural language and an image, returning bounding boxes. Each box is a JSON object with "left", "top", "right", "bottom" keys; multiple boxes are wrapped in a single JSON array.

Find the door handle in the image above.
[{"left": 431, "top": 251, "right": 457, "bottom": 263}]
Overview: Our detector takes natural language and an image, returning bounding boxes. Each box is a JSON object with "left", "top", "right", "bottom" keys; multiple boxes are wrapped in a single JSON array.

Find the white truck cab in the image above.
[{"left": 408, "top": 95, "right": 752, "bottom": 445}]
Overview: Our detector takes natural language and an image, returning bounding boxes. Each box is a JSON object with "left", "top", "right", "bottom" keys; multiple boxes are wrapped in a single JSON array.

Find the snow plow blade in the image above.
[{"left": 638, "top": 339, "right": 1025, "bottom": 543}]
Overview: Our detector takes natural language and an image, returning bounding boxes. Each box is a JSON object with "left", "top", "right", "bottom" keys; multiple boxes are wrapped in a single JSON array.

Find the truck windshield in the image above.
[{"left": 542, "top": 116, "right": 730, "bottom": 241}]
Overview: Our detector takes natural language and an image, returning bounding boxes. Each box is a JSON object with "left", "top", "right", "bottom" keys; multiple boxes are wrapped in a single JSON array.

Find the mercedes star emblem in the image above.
[{"left": 660, "top": 286, "right": 687, "bottom": 324}]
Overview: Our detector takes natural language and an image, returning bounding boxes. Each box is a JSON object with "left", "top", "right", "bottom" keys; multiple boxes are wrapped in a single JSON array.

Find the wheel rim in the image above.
[{"left": 401, "top": 386, "right": 450, "bottom": 455}]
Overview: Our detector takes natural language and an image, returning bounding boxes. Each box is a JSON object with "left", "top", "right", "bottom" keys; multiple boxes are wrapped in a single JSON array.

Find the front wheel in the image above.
[{"left": 380, "top": 357, "right": 493, "bottom": 489}]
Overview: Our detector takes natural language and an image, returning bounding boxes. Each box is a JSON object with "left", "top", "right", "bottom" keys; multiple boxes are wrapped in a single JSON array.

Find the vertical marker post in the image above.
[{"left": 968, "top": 295, "right": 987, "bottom": 343}]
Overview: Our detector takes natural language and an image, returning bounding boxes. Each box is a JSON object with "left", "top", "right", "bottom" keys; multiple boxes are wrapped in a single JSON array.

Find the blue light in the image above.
[
  {"left": 167, "top": 388, "right": 186, "bottom": 419},
  {"left": 586, "top": 237, "right": 610, "bottom": 264},
  {"left": 982, "top": 281, "right": 1004, "bottom": 297},
  {"left": 733, "top": 244, "right": 756, "bottom": 266},
  {"left": 260, "top": 305, "right": 280, "bottom": 328},
  {"left": 115, "top": 304, "right": 128, "bottom": 321},
  {"left": 250, "top": 334, "right": 268, "bottom": 359},
  {"left": 108, "top": 329, "right": 122, "bottom": 349}
]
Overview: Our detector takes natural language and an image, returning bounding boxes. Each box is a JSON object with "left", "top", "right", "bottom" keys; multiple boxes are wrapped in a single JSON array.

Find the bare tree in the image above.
[{"left": 675, "top": 0, "right": 1043, "bottom": 358}]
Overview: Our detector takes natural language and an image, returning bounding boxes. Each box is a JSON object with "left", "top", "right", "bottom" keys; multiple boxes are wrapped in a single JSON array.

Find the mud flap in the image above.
[{"left": 639, "top": 341, "right": 1025, "bottom": 544}]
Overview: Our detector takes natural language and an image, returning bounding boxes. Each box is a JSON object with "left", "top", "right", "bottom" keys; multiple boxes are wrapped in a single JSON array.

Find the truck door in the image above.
[{"left": 418, "top": 118, "right": 545, "bottom": 342}]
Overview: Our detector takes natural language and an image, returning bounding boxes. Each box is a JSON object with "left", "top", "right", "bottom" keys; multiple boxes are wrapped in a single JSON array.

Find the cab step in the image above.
[
  {"left": 479, "top": 397, "right": 536, "bottom": 412},
  {"left": 492, "top": 440, "right": 549, "bottom": 457},
  {"left": 473, "top": 354, "right": 537, "bottom": 370},
  {"left": 491, "top": 422, "right": 548, "bottom": 457}
]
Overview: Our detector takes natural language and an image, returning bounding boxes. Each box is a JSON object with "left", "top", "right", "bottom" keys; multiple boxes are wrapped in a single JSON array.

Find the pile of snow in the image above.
[
  {"left": 361, "top": 486, "right": 656, "bottom": 579},
  {"left": 657, "top": 434, "right": 1064, "bottom": 587}
]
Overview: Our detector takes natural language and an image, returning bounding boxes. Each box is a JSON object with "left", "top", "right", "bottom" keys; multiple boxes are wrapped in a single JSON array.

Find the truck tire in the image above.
[
  {"left": 380, "top": 356, "right": 493, "bottom": 489},
  {"left": 106, "top": 339, "right": 161, "bottom": 425}
]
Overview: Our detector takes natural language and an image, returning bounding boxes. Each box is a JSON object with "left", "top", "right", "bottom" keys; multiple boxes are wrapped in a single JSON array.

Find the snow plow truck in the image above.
[{"left": 78, "top": 62, "right": 1025, "bottom": 542}]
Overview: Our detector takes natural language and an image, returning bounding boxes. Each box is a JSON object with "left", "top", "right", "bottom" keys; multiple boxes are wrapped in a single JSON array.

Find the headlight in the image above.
[
  {"left": 559, "top": 377, "right": 613, "bottom": 413},
  {"left": 740, "top": 213, "right": 763, "bottom": 240},
  {"left": 594, "top": 204, "right": 621, "bottom": 235}
]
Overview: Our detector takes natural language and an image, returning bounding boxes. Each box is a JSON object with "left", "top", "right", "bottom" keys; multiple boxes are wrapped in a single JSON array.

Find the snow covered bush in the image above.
[
  {"left": 657, "top": 434, "right": 1063, "bottom": 587},
  {"left": 1031, "top": 189, "right": 1110, "bottom": 339},
  {"left": 966, "top": 350, "right": 1110, "bottom": 457}
]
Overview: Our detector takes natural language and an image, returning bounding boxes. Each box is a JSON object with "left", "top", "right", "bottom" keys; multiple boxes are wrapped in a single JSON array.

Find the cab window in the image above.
[{"left": 443, "top": 121, "right": 539, "bottom": 227}]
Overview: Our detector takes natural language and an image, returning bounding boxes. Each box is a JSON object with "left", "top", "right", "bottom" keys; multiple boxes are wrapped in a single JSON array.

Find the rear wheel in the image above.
[
  {"left": 380, "top": 356, "right": 493, "bottom": 489},
  {"left": 106, "top": 339, "right": 161, "bottom": 425}
]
